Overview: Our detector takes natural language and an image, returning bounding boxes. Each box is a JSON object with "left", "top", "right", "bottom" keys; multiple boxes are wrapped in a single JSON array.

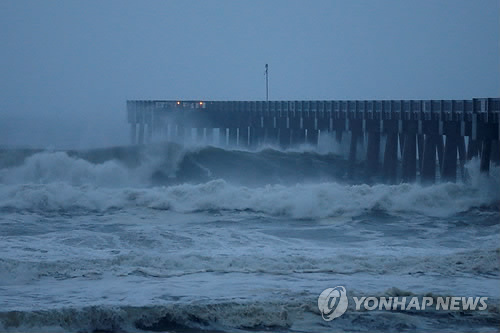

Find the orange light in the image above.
[
  {"left": 199, "top": 101, "right": 203, "bottom": 105},
  {"left": 177, "top": 101, "right": 180, "bottom": 105}
]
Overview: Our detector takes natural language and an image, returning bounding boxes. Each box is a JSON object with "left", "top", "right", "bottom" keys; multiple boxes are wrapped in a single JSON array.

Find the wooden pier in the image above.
[{"left": 127, "top": 98, "right": 500, "bottom": 183}]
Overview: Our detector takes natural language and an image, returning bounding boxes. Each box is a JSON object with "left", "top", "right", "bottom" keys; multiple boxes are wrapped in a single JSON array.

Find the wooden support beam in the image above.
[
  {"left": 228, "top": 128, "right": 237, "bottom": 146},
  {"left": 279, "top": 128, "right": 291, "bottom": 149},
  {"left": 417, "top": 134, "right": 424, "bottom": 172},
  {"left": 491, "top": 140, "right": 500, "bottom": 164},
  {"left": 239, "top": 127, "right": 249, "bottom": 147},
  {"left": 335, "top": 130, "right": 343, "bottom": 144},
  {"left": 138, "top": 121, "right": 145, "bottom": 145},
  {"left": 306, "top": 129, "right": 318, "bottom": 146},
  {"left": 399, "top": 134, "right": 405, "bottom": 158},
  {"left": 480, "top": 139, "right": 492, "bottom": 174},
  {"left": 348, "top": 121, "right": 362, "bottom": 178},
  {"left": 441, "top": 134, "right": 458, "bottom": 182},
  {"left": 249, "top": 127, "right": 263, "bottom": 148},
  {"left": 365, "top": 130, "right": 381, "bottom": 178},
  {"left": 196, "top": 127, "right": 204, "bottom": 142},
  {"left": 467, "top": 138, "right": 480, "bottom": 160},
  {"left": 219, "top": 128, "right": 227, "bottom": 146},
  {"left": 146, "top": 121, "right": 153, "bottom": 143},
  {"left": 402, "top": 132, "right": 417, "bottom": 183},
  {"left": 421, "top": 134, "right": 437, "bottom": 184},
  {"left": 176, "top": 125, "right": 185, "bottom": 141},
  {"left": 130, "top": 123, "right": 137, "bottom": 145},
  {"left": 457, "top": 136, "right": 466, "bottom": 180},
  {"left": 206, "top": 128, "right": 214, "bottom": 144},
  {"left": 348, "top": 131, "right": 359, "bottom": 178},
  {"left": 383, "top": 133, "right": 399, "bottom": 184},
  {"left": 436, "top": 135, "right": 444, "bottom": 171}
]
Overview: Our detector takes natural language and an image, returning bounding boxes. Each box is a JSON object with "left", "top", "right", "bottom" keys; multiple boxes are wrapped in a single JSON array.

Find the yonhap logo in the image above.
[
  {"left": 318, "top": 286, "right": 348, "bottom": 321},
  {"left": 318, "top": 286, "right": 488, "bottom": 322}
]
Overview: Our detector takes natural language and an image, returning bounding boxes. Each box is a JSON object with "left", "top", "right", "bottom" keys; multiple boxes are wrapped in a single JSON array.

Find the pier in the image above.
[{"left": 127, "top": 98, "right": 500, "bottom": 183}]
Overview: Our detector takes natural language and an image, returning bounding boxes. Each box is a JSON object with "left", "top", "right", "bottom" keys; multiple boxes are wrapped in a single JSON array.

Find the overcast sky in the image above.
[{"left": 1, "top": 0, "right": 499, "bottom": 148}]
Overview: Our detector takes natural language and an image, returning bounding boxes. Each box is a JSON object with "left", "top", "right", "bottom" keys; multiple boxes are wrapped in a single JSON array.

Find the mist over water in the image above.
[
  {"left": 0, "top": 110, "right": 129, "bottom": 150},
  {"left": 0, "top": 140, "right": 499, "bottom": 332}
]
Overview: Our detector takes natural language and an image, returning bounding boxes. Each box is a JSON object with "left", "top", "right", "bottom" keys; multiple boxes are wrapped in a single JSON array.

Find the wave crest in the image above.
[
  {"left": 0, "top": 175, "right": 498, "bottom": 218},
  {"left": 0, "top": 145, "right": 498, "bottom": 217}
]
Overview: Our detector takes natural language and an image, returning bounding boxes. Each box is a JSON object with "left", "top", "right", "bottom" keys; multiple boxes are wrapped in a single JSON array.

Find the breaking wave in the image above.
[{"left": 0, "top": 144, "right": 498, "bottom": 217}]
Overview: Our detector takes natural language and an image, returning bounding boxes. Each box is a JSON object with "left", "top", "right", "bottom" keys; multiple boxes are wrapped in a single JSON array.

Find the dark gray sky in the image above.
[{"left": 1, "top": 0, "right": 499, "bottom": 148}]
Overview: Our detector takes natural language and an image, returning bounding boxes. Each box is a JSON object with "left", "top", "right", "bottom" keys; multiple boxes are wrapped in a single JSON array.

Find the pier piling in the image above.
[{"left": 421, "top": 134, "right": 438, "bottom": 183}]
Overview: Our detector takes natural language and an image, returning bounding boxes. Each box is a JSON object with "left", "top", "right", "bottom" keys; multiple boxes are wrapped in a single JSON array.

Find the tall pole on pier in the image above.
[{"left": 265, "top": 64, "right": 269, "bottom": 101}]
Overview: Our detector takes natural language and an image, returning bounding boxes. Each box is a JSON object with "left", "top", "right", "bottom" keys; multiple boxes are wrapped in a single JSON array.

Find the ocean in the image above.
[{"left": 0, "top": 142, "right": 499, "bottom": 332}]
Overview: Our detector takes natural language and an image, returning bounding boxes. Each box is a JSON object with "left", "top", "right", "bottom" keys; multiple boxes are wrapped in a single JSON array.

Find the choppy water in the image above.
[{"left": 0, "top": 143, "right": 499, "bottom": 332}]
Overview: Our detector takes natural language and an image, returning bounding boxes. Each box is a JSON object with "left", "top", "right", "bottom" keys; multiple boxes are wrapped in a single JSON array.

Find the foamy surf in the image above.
[
  {"left": 0, "top": 174, "right": 498, "bottom": 218},
  {"left": 0, "top": 144, "right": 498, "bottom": 332},
  {"left": 0, "top": 145, "right": 498, "bottom": 218}
]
